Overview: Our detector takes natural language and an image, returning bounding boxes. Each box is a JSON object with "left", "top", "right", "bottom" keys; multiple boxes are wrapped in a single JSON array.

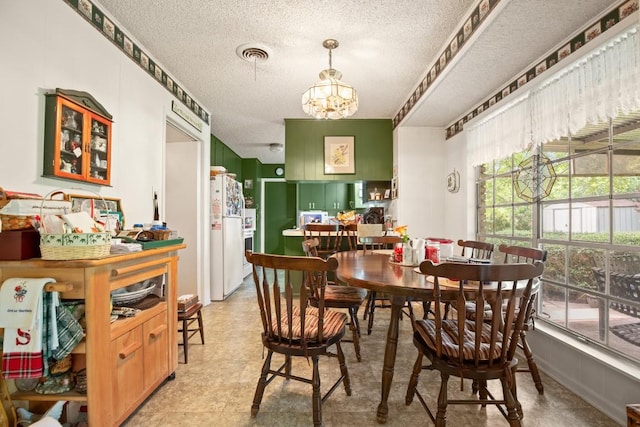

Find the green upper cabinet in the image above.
[
  {"left": 298, "top": 183, "right": 325, "bottom": 210},
  {"left": 284, "top": 119, "right": 392, "bottom": 181},
  {"left": 325, "top": 183, "right": 348, "bottom": 211},
  {"left": 211, "top": 134, "right": 242, "bottom": 178}
]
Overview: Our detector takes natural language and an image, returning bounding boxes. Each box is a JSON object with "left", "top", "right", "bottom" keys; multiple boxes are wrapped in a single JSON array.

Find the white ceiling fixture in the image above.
[
  {"left": 301, "top": 39, "right": 358, "bottom": 120},
  {"left": 269, "top": 143, "right": 284, "bottom": 152}
]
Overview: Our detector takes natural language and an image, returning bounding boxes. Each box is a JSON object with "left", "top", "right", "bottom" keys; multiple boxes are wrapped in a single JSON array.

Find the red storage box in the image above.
[{"left": 0, "top": 229, "right": 41, "bottom": 260}]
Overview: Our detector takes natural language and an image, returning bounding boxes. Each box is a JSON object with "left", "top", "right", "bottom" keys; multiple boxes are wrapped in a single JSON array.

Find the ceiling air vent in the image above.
[{"left": 236, "top": 43, "right": 271, "bottom": 62}]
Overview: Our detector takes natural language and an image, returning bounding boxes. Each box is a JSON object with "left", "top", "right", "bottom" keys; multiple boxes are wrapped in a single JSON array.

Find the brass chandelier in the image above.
[{"left": 302, "top": 39, "right": 358, "bottom": 120}]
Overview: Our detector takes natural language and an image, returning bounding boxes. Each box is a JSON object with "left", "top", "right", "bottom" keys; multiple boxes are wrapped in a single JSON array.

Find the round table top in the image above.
[
  {"left": 332, "top": 250, "right": 530, "bottom": 300},
  {"left": 333, "top": 250, "right": 437, "bottom": 299}
]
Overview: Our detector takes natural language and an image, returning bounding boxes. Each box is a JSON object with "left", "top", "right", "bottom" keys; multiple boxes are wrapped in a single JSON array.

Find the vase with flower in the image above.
[{"left": 394, "top": 225, "right": 414, "bottom": 265}]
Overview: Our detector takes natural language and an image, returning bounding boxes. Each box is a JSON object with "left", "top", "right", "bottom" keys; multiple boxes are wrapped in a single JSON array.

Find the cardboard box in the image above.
[{"left": 0, "top": 229, "right": 41, "bottom": 260}]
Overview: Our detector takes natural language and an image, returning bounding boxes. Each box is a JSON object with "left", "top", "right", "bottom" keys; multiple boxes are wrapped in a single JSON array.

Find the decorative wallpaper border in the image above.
[
  {"left": 443, "top": 0, "right": 638, "bottom": 139},
  {"left": 392, "top": 0, "right": 501, "bottom": 129},
  {"left": 392, "top": 0, "right": 639, "bottom": 139},
  {"left": 63, "top": 0, "right": 210, "bottom": 125}
]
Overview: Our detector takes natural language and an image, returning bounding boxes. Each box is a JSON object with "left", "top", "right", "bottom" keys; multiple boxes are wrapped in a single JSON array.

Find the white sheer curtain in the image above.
[
  {"left": 466, "top": 95, "right": 530, "bottom": 167},
  {"left": 467, "top": 24, "right": 640, "bottom": 166}
]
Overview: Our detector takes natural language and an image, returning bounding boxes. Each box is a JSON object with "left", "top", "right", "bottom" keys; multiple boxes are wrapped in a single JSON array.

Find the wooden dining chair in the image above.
[
  {"left": 302, "top": 238, "right": 367, "bottom": 361},
  {"left": 340, "top": 223, "right": 359, "bottom": 251},
  {"left": 245, "top": 250, "right": 352, "bottom": 427},
  {"left": 458, "top": 239, "right": 495, "bottom": 260},
  {"left": 442, "top": 239, "right": 496, "bottom": 319},
  {"left": 358, "top": 235, "right": 404, "bottom": 334},
  {"left": 359, "top": 235, "right": 402, "bottom": 254},
  {"left": 304, "top": 223, "right": 341, "bottom": 259},
  {"left": 501, "top": 244, "right": 547, "bottom": 395},
  {"left": 406, "top": 260, "right": 544, "bottom": 427}
]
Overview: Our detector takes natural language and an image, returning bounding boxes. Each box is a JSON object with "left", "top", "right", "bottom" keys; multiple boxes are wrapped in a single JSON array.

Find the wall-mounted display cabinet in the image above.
[{"left": 43, "top": 89, "right": 113, "bottom": 186}]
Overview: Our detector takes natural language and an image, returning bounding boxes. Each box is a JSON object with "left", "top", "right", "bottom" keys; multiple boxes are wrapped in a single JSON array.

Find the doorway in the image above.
[
  {"left": 260, "top": 178, "right": 296, "bottom": 254},
  {"left": 165, "top": 120, "right": 201, "bottom": 297}
]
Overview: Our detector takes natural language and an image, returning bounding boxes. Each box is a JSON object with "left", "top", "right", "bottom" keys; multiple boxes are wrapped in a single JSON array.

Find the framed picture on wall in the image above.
[{"left": 324, "top": 136, "right": 355, "bottom": 174}]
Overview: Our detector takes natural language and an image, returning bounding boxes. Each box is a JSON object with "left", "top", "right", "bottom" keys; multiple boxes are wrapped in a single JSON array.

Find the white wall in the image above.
[
  {"left": 393, "top": 127, "right": 446, "bottom": 238},
  {"left": 443, "top": 130, "right": 474, "bottom": 241},
  {"left": 0, "top": 1, "right": 211, "bottom": 302}
]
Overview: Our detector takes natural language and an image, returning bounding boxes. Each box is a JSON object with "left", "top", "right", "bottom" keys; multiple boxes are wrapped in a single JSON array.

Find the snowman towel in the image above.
[{"left": 0, "top": 277, "right": 55, "bottom": 378}]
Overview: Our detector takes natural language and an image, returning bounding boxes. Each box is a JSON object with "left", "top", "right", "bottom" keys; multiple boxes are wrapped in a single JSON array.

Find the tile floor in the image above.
[{"left": 123, "top": 277, "right": 620, "bottom": 426}]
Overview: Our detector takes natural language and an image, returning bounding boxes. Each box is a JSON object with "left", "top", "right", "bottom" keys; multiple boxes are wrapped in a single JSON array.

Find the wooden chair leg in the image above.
[
  {"left": 500, "top": 376, "right": 522, "bottom": 426},
  {"left": 285, "top": 355, "right": 292, "bottom": 379},
  {"left": 422, "top": 300, "right": 432, "bottom": 319},
  {"left": 311, "top": 355, "right": 322, "bottom": 427},
  {"left": 478, "top": 379, "right": 488, "bottom": 407},
  {"left": 348, "top": 307, "right": 362, "bottom": 362},
  {"left": 435, "top": 372, "right": 449, "bottom": 427},
  {"left": 251, "top": 350, "right": 273, "bottom": 417},
  {"left": 405, "top": 349, "right": 423, "bottom": 405},
  {"left": 196, "top": 309, "right": 205, "bottom": 344},
  {"left": 181, "top": 317, "right": 189, "bottom": 363},
  {"left": 367, "top": 291, "right": 377, "bottom": 335},
  {"left": 520, "top": 330, "right": 544, "bottom": 394},
  {"left": 335, "top": 341, "right": 352, "bottom": 395},
  {"left": 363, "top": 291, "right": 370, "bottom": 320}
]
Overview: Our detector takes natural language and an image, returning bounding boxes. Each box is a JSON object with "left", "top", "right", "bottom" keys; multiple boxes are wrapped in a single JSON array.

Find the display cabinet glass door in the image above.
[
  {"left": 58, "top": 102, "right": 86, "bottom": 178},
  {"left": 88, "top": 115, "right": 110, "bottom": 183}
]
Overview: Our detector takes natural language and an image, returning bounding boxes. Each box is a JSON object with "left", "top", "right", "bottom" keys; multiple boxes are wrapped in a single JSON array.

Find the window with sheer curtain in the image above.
[{"left": 473, "top": 24, "right": 640, "bottom": 363}]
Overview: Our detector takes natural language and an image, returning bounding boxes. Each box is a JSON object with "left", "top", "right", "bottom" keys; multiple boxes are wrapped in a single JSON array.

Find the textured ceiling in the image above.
[{"left": 96, "top": 0, "right": 616, "bottom": 164}]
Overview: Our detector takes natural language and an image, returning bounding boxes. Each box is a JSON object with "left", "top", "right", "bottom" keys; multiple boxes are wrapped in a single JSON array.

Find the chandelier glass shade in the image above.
[{"left": 302, "top": 39, "right": 358, "bottom": 120}]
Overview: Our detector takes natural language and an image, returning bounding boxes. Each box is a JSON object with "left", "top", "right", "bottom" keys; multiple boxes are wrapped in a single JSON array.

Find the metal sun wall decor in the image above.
[{"left": 513, "top": 152, "right": 557, "bottom": 202}]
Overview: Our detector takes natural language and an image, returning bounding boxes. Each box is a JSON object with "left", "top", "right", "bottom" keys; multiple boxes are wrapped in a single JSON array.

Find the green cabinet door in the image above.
[
  {"left": 298, "top": 183, "right": 325, "bottom": 210},
  {"left": 325, "top": 183, "right": 348, "bottom": 211}
]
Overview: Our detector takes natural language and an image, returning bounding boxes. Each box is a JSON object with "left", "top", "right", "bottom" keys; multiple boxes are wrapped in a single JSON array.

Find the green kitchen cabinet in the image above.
[
  {"left": 325, "top": 183, "right": 348, "bottom": 211},
  {"left": 298, "top": 183, "right": 325, "bottom": 210}
]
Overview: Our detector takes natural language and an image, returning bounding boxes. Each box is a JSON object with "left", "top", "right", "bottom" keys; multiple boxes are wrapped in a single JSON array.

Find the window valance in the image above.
[{"left": 467, "top": 24, "right": 640, "bottom": 166}]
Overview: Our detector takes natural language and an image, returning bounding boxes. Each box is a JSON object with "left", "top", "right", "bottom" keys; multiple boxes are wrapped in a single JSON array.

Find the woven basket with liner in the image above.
[
  {"left": 0, "top": 187, "right": 40, "bottom": 231},
  {"left": 39, "top": 189, "right": 112, "bottom": 260},
  {"left": 0, "top": 187, "right": 71, "bottom": 231}
]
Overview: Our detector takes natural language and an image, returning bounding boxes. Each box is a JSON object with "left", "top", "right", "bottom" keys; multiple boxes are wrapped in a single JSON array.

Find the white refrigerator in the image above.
[{"left": 210, "top": 173, "right": 245, "bottom": 300}]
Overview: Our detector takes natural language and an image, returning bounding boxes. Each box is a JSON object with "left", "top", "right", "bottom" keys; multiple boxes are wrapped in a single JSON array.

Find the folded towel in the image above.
[
  {"left": 0, "top": 278, "right": 55, "bottom": 379},
  {"left": 0, "top": 278, "right": 55, "bottom": 329}
]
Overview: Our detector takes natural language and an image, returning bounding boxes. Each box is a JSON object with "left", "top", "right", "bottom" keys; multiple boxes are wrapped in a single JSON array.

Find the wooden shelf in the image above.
[
  {"left": 110, "top": 302, "right": 166, "bottom": 341},
  {"left": 12, "top": 390, "right": 87, "bottom": 402}
]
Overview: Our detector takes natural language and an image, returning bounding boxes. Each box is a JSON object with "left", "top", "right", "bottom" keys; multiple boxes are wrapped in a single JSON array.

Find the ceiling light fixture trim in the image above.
[{"left": 302, "top": 39, "right": 358, "bottom": 120}]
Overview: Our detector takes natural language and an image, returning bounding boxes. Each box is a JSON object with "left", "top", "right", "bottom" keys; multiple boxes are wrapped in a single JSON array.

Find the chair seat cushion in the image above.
[
  {"left": 270, "top": 306, "right": 347, "bottom": 343},
  {"left": 323, "top": 285, "right": 367, "bottom": 304},
  {"left": 414, "top": 318, "right": 504, "bottom": 361}
]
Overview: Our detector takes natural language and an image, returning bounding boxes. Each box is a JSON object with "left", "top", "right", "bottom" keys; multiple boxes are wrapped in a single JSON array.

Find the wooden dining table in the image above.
[
  {"left": 332, "top": 249, "right": 529, "bottom": 424},
  {"left": 333, "top": 250, "right": 436, "bottom": 423}
]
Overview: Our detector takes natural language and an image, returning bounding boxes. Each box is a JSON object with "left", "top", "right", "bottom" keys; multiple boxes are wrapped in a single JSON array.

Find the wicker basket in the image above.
[
  {"left": 40, "top": 232, "right": 112, "bottom": 260},
  {"left": 151, "top": 229, "right": 171, "bottom": 240},
  {"left": 0, "top": 186, "right": 38, "bottom": 231},
  {"left": 39, "top": 189, "right": 112, "bottom": 260}
]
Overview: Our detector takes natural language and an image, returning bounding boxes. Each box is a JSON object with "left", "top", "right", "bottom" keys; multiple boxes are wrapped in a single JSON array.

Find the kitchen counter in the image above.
[{"left": 282, "top": 228, "right": 341, "bottom": 237}]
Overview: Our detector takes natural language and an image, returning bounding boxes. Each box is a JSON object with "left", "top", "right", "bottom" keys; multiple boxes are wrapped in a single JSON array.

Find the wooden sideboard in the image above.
[{"left": 0, "top": 243, "right": 185, "bottom": 426}]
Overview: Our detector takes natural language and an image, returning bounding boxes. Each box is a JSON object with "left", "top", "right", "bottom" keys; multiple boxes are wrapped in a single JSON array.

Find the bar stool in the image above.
[{"left": 178, "top": 302, "right": 204, "bottom": 363}]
